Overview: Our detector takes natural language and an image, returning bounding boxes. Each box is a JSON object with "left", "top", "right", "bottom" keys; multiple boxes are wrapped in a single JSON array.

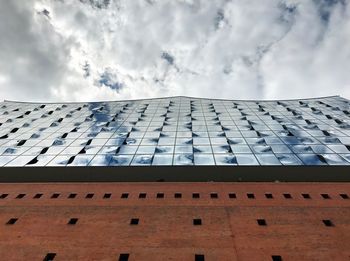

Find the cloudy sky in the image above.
[{"left": 0, "top": 0, "right": 349, "bottom": 102}]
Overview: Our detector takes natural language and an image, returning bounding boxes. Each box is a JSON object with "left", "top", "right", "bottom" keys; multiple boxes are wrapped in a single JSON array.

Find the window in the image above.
[
  {"left": 139, "top": 193, "right": 147, "bottom": 198},
  {"left": 340, "top": 193, "right": 349, "bottom": 199},
  {"left": 210, "top": 193, "right": 218, "bottom": 199},
  {"left": 265, "top": 193, "right": 273, "bottom": 199},
  {"left": 34, "top": 193, "right": 43, "bottom": 199},
  {"left": 271, "top": 256, "right": 282, "bottom": 261},
  {"left": 193, "top": 219, "right": 202, "bottom": 225},
  {"left": 16, "top": 194, "right": 25, "bottom": 199},
  {"left": 51, "top": 193, "right": 60, "bottom": 199},
  {"left": 119, "top": 254, "right": 129, "bottom": 261},
  {"left": 103, "top": 193, "right": 111, "bottom": 199},
  {"left": 156, "top": 193, "right": 164, "bottom": 198},
  {"left": 283, "top": 193, "right": 292, "bottom": 199},
  {"left": 229, "top": 193, "right": 236, "bottom": 199},
  {"left": 192, "top": 193, "right": 200, "bottom": 199},
  {"left": 68, "top": 193, "right": 77, "bottom": 199},
  {"left": 85, "top": 193, "right": 94, "bottom": 199},
  {"left": 322, "top": 220, "right": 334, "bottom": 227},
  {"left": 6, "top": 218, "right": 18, "bottom": 225},
  {"left": 321, "top": 194, "right": 331, "bottom": 199},
  {"left": 121, "top": 193, "right": 129, "bottom": 199},
  {"left": 130, "top": 218, "right": 139, "bottom": 225},
  {"left": 0, "top": 194, "right": 8, "bottom": 199},
  {"left": 68, "top": 218, "right": 78, "bottom": 225},
  {"left": 302, "top": 193, "right": 311, "bottom": 199},
  {"left": 43, "top": 253, "right": 56, "bottom": 261},
  {"left": 174, "top": 193, "right": 182, "bottom": 198},
  {"left": 257, "top": 219, "right": 267, "bottom": 226},
  {"left": 247, "top": 193, "right": 255, "bottom": 199},
  {"left": 195, "top": 254, "right": 205, "bottom": 261}
]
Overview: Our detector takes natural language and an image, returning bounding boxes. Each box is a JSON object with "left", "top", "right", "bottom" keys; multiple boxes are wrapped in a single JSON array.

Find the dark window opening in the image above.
[
  {"left": 16, "top": 194, "right": 25, "bottom": 199},
  {"left": 121, "top": 193, "right": 129, "bottom": 199},
  {"left": 210, "top": 193, "right": 218, "bottom": 199},
  {"left": 156, "top": 193, "right": 164, "bottom": 198},
  {"left": 34, "top": 193, "right": 43, "bottom": 199},
  {"left": 340, "top": 193, "right": 349, "bottom": 199},
  {"left": 265, "top": 193, "right": 273, "bottom": 199},
  {"left": 130, "top": 218, "right": 139, "bottom": 225},
  {"left": 139, "top": 193, "right": 147, "bottom": 198},
  {"left": 229, "top": 193, "right": 236, "bottom": 198},
  {"left": 85, "top": 193, "right": 94, "bottom": 199},
  {"left": 119, "top": 254, "right": 129, "bottom": 261},
  {"left": 68, "top": 218, "right": 78, "bottom": 225},
  {"left": 43, "top": 253, "right": 56, "bottom": 261},
  {"left": 174, "top": 193, "right": 182, "bottom": 198},
  {"left": 51, "top": 193, "right": 60, "bottom": 199},
  {"left": 0, "top": 194, "right": 9, "bottom": 199},
  {"left": 68, "top": 193, "right": 77, "bottom": 199},
  {"left": 257, "top": 219, "right": 267, "bottom": 226},
  {"left": 192, "top": 193, "right": 200, "bottom": 199},
  {"left": 302, "top": 193, "right": 311, "bottom": 199},
  {"left": 6, "top": 218, "right": 18, "bottom": 225},
  {"left": 321, "top": 193, "right": 331, "bottom": 199},
  {"left": 323, "top": 220, "right": 334, "bottom": 227},
  {"left": 271, "top": 256, "right": 282, "bottom": 261},
  {"left": 195, "top": 254, "right": 205, "bottom": 261},
  {"left": 283, "top": 193, "right": 292, "bottom": 199},
  {"left": 247, "top": 193, "right": 255, "bottom": 199},
  {"left": 103, "top": 193, "right": 111, "bottom": 199},
  {"left": 193, "top": 219, "right": 202, "bottom": 225}
]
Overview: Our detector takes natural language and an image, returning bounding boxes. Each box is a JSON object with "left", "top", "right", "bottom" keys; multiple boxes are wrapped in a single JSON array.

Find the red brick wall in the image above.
[{"left": 0, "top": 182, "right": 349, "bottom": 261}]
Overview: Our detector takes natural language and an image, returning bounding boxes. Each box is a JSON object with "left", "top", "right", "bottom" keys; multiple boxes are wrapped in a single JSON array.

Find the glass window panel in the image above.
[
  {"left": 194, "top": 154, "right": 215, "bottom": 165},
  {"left": 109, "top": 155, "right": 133, "bottom": 166},
  {"left": 131, "top": 155, "right": 153, "bottom": 165},
  {"left": 173, "top": 154, "right": 194, "bottom": 165},
  {"left": 0, "top": 156, "right": 16, "bottom": 166},
  {"left": 236, "top": 154, "right": 259, "bottom": 165},
  {"left": 175, "top": 145, "right": 193, "bottom": 154},
  {"left": 322, "top": 154, "right": 350, "bottom": 165},
  {"left": 47, "top": 155, "right": 72, "bottom": 166},
  {"left": 251, "top": 145, "right": 273, "bottom": 154},
  {"left": 67, "top": 155, "right": 94, "bottom": 166},
  {"left": 328, "top": 145, "right": 350, "bottom": 153},
  {"left": 276, "top": 154, "right": 303, "bottom": 165},
  {"left": 158, "top": 137, "right": 175, "bottom": 145},
  {"left": 152, "top": 154, "right": 173, "bottom": 165},
  {"left": 230, "top": 145, "right": 252, "bottom": 154},
  {"left": 136, "top": 146, "right": 156, "bottom": 154},
  {"left": 255, "top": 154, "right": 281, "bottom": 165},
  {"left": 155, "top": 146, "right": 174, "bottom": 154},
  {"left": 291, "top": 145, "right": 313, "bottom": 153},
  {"left": 214, "top": 154, "right": 238, "bottom": 165},
  {"left": 89, "top": 155, "right": 112, "bottom": 166},
  {"left": 210, "top": 137, "right": 228, "bottom": 145},
  {"left": 297, "top": 154, "right": 328, "bottom": 165},
  {"left": 5, "top": 155, "right": 35, "bottom": 166}
]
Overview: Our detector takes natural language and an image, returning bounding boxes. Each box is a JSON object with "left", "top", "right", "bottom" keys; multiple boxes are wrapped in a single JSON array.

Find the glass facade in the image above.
[{"left": 0, "top": 96, "right": 349, "bottom": 166}]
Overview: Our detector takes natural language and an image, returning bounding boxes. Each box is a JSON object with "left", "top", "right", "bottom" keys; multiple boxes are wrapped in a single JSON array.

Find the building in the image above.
[{"left": 0, "top": 96, "right": 349, "bottom": 260}]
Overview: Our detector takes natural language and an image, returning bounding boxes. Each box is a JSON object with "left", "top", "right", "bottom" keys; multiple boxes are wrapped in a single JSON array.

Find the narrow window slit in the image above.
[
  {"left": 130, "top": 218, "right": 139, "bottom": 225},
  {"left": 43, "top": 253, "right": 56, "bottom": 261},
  {"left": 174, "top": 193, "right": 182, "bottom": 198},
  {"left": 6, "top": 218, "right": 18, "bottom": 225},
  {"left": 193, "top": 219, "right": 202, "bottom": 225},
  {"left": 68, "top": 218, "right": 78, "bottom": 225}
]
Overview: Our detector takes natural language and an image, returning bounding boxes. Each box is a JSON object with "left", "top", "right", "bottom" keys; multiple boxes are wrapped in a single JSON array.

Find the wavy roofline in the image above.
[{"left": 2, "top": 95, "right": 343, "bottom": 104}]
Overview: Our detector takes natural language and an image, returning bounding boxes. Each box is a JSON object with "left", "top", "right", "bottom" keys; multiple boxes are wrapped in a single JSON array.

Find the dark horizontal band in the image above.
[{"left": 0, "top": 166, "right": 349, "bottom": 182}]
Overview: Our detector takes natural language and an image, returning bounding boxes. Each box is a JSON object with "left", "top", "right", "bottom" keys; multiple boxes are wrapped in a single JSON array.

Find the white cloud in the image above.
[{"left": 0, "top": 0, "right": 349, "bottom": 102}]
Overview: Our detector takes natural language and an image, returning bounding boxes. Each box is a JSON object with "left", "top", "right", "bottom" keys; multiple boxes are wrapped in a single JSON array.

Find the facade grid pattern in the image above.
[{"left": 0, "top": 96, "right": 350, "bottom": 166}]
